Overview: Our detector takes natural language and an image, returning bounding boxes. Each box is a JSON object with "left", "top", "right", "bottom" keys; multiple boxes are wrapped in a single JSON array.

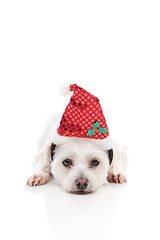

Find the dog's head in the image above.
[{"left": 51, "top": 141, "right": 111, "bottom": 194}]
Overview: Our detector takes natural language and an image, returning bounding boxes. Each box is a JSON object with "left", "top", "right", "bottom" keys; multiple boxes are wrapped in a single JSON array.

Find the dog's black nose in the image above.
[{"left": 75, "top": 178, "right": 89, "bottom": 190}]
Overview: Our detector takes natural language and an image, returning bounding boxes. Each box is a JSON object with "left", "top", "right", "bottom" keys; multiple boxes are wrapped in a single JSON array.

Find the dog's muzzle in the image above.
[{"left": 75, "top": 177, "right": 89, "bottom": 190}]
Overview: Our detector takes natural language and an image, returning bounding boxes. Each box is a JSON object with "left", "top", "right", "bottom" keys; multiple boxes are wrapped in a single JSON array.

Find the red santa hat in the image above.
[{"left": 57, "top": 84, "right": 110, "bottom": 141}]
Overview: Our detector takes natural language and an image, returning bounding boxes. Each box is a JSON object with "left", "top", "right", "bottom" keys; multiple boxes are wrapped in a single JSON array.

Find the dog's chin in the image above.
[{"left": 70, "top": 190, "right": 91, "bottom": 195}]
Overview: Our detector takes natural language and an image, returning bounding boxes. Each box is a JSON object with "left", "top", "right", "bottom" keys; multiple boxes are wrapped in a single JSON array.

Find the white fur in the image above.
[
  {"left": 51, "top": 142, "right": 109, "bottom": 193},
  {"left": 59, "top": 82, "right": 72, "bottom": 96},
  {"left": 27, "top": 114, "right": 128, "bottom": 193}
]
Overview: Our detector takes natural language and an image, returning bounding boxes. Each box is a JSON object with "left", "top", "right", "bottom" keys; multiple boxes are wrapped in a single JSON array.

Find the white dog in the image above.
[{"left": 27, "top": 85, "right": 128, "bottom": 194}]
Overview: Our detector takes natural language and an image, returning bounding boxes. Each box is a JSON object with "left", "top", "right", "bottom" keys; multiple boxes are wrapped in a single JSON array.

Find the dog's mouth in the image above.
[{"left": 71, "top": 190, "right": 91, "bottom": 195}]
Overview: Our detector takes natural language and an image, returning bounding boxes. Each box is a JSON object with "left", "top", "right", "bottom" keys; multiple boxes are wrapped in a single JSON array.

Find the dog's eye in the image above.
[
  {"left": 62, "top": 159, "right": 73, "bottom": 168},
  {"left": 90, "top": 159, "right": 100, "bottom": 167}
]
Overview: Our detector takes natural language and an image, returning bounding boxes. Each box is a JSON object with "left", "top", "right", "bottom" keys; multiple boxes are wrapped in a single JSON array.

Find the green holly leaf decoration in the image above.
[
  {"left": 87, "top": 129, "right": 95, "bottom": 136},
  {"left": 93, "top": 121, "right": 100, "bottom": 128},
  {"left": 99, "top": 128, "right": 108, "bottom": 134}
]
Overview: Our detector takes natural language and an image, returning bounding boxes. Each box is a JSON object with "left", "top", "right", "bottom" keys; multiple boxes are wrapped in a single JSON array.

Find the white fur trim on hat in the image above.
[{"left": 59, "top": 82, "right": 72, "bottom": 96}]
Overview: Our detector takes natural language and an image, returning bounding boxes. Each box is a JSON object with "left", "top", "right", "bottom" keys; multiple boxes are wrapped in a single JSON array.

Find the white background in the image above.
[{"left": 0, "top": 0, "right": 160, "bottom": 239}]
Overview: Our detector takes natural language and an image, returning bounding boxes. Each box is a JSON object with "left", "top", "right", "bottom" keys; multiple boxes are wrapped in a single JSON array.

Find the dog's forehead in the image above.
[
  {"left": 56, "top": 141, "right": 107, "bottom": 161},
  {"left": 58, "top": 141, "right": 96, "bottom": 152}
]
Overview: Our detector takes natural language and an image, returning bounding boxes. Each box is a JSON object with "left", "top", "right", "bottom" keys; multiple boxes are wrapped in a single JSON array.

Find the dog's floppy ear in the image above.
[
  {"left": 108, "top": 149, "right": 113, "bottom": 165},
  {"left": 50, "top": 143, "right": 56, "bottom": 161}
]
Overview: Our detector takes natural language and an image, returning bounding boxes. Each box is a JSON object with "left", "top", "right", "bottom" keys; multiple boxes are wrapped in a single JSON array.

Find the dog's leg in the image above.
[
  {"left": 107, "top": 171, "right": 127, "bottom": 184},
  {"left": 26, "top": 142, "right": 52, "bottom": 186},
  {"left": 107, "top": 144, "right": 128, "bottom": 184}
]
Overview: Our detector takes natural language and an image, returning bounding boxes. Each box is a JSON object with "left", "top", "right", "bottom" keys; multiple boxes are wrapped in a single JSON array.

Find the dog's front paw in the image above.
[
  {"left": 107, "top": 173, "right": 127, "bottom": 184},
  {"left": 26, "top": 172, "right": 49, "bottom": 187}
]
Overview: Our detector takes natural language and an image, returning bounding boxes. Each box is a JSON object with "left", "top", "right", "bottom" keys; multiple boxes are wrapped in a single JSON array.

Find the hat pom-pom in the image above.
[{"left": 59, "top": 83, "right": 72, "bottom": 97}]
